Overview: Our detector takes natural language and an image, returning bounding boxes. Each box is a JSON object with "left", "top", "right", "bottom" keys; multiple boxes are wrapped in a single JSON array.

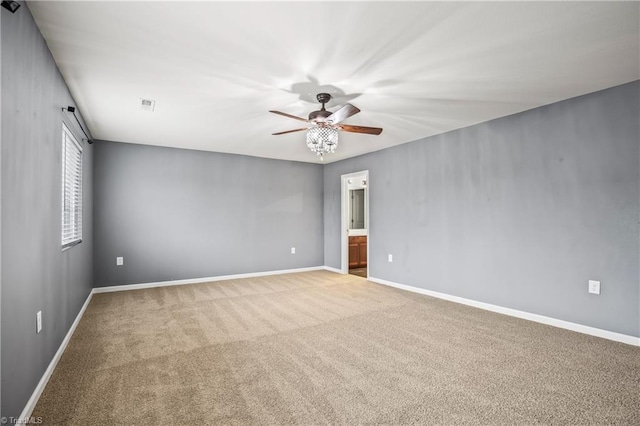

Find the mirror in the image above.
[{"left": 349, "top": 189, "right": 365, "bottom": 229}]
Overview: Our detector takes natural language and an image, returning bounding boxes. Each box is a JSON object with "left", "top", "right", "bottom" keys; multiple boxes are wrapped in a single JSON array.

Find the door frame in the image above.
[{"left": 341, "top": 170, "right": 369, "bottom": 276}]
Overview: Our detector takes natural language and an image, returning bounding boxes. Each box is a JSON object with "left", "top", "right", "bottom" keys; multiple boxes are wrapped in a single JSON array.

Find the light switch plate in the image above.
[
  {"left": 36, "top": 311, "right": 42, "bottom": 333},
  {"left": 388, "top": 254, "right": 393, "bottom": 263},
  {"left": 116, "top": 256, "right": 124, "bottom": 266},
  {"left": 588, "top": 280, "right": 601, "bottom": 295},
  {"left": 291, "top": 247, "right": 296, "bottom": 254}
]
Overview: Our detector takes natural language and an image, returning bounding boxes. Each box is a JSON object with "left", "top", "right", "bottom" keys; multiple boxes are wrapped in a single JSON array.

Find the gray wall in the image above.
[
  {"left": 325, "top": 82, "right": 640, "bottom": 338},
  {"left": 93, "top": 141, "right": 323, "bottom": 286},
  {"left": 1, "top": 3, "right": 94, "bottom": 419}
]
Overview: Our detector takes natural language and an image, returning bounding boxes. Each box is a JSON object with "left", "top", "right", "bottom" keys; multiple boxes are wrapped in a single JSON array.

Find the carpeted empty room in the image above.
[
  {"left": 3, "top": 2, "right": 640, "bottom": 425},
  {"left": 33, "top": 271, "right": 639, "bottom": 425}
]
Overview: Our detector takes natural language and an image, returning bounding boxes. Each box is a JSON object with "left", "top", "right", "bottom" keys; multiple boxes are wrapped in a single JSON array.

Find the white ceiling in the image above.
[{"left": 28, "top": 1, "right": 639, "bottom": 163}]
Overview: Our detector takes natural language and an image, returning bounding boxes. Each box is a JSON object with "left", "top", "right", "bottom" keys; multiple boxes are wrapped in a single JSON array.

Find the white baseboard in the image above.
[
  {"left": 323, "top": 266, "right": 343, "bottom": 274},
  {"left": 368, "top": 276, "right": 640, "bottom": 347},
  {"left": 93, "top": 266, "right": 326, "bottom": 293},
  {"left": 17, "top": 289, "right": 94, "bottom": 423}
]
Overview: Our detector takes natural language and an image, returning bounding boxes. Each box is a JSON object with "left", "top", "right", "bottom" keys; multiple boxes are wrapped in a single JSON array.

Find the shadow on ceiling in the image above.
[{"left": 285, "top": 76, "right": 361, "bottom": 107}]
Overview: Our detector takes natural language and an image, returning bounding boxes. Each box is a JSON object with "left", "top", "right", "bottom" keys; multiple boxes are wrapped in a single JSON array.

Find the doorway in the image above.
[{"left": 341, "top": 171, "right": 369, "bottom": 278}]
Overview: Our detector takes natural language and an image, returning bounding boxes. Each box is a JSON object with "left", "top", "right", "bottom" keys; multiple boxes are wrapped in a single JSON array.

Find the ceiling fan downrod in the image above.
[{"left": 309, "top": 93, "right": 332, "bottom": 122}]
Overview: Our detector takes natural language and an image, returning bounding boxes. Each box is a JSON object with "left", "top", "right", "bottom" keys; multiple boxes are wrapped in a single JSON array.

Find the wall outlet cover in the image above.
[
  {"left": 291, "top": 247, "right": 296, "bottom": 254},
  {"left": 588, "top": 280, "right": 601, "bottom": 295},
  {"left": 36, "top": 311, "right": 42, "bottom": 333},
  {"left": 116, "top": 256, "right": 124, "bottom": 266},
  {"left": 388, "top": 254, "right": 393, "bottom": 262}
]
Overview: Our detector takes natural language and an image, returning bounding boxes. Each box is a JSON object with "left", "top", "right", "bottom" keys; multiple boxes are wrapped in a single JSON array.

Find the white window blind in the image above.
[{"left": 62, "top": 123, "right": 83, "bottom": 248}]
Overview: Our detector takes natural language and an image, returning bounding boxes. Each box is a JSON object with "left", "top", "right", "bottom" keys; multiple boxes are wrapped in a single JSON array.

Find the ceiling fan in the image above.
[{"left": 270, "top": 93, "right": 383, "bottom": 159}]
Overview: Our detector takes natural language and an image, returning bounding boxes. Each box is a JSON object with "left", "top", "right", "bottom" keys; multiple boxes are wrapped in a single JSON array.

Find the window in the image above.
[{"left": 61, "top": 123, "right": 83, "bottom": 248}]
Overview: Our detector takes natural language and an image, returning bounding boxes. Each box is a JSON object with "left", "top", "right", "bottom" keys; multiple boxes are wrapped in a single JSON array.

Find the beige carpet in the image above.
[{"left": 33, "top": 271, "right": 639, "bottom": 425}]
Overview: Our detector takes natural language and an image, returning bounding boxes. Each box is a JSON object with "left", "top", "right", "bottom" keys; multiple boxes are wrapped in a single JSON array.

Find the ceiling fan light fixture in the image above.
[
  {"left": 271, "top": 92, "right": 381, "bottom": 160},
  {"left": 306, "top": 126, "right": 338, "bottom": 157}
]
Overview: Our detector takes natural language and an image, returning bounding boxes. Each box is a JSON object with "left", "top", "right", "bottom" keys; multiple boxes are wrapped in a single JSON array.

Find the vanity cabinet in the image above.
[{"left": 349, "top": 236, "right": 367, "bottom": 268}]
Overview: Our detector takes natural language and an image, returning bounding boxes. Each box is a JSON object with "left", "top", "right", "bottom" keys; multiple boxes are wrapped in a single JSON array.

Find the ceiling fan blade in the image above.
[
  {"left": 327, "top": 104, "right": 360, "bottom": 124},
  {"left": 339, "top": 124, "right": 383, "bottom": 135},
  {"left": 269, "top": 110, "right": 309, "bottom": 123},
  {"left": 272, "top": 128, "right": 308, "bottom": 136}
]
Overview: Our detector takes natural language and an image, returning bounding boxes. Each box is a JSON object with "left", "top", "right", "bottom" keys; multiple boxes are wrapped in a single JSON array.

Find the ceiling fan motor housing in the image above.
[{"left": 309, "top": 109, "right": 332, "bottom": 122}]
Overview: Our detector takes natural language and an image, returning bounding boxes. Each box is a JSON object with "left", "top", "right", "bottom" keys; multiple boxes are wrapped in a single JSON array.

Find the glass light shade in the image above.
[{"left": 306, "top": 126, "right": 339, "bottom": 156}]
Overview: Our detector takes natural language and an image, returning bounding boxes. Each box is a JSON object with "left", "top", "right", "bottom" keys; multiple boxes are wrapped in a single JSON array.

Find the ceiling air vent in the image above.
[{"left": 139, "top": 98, "right": 156, "bottom": 112}]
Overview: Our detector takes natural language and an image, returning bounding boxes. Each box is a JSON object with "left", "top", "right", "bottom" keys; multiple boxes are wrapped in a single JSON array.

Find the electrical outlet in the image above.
[
  {"left": 388, "top": 254, "right": 393, "bottom": 263},
  {"left": 291, "top": 247, "right": 296, "bottom": 254},
  {"left": 116, "top": 256, "right": 124, "bottom": 266},
  {"left": 588, "top": 280, "right": 601, "bottom": 295},
  {"left": 36, "top": 311, "right": 42, "bottom": 334}
]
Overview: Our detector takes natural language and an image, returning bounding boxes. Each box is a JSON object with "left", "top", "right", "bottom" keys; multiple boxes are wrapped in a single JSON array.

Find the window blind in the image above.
[{"left": 62, "top": 123, "right": 83, "bottom": 248}]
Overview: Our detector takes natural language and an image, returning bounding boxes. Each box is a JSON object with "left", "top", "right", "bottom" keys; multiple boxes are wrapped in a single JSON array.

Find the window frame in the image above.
[{"left": 61, "top": 122, "right": 83, "bottom": 250}]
